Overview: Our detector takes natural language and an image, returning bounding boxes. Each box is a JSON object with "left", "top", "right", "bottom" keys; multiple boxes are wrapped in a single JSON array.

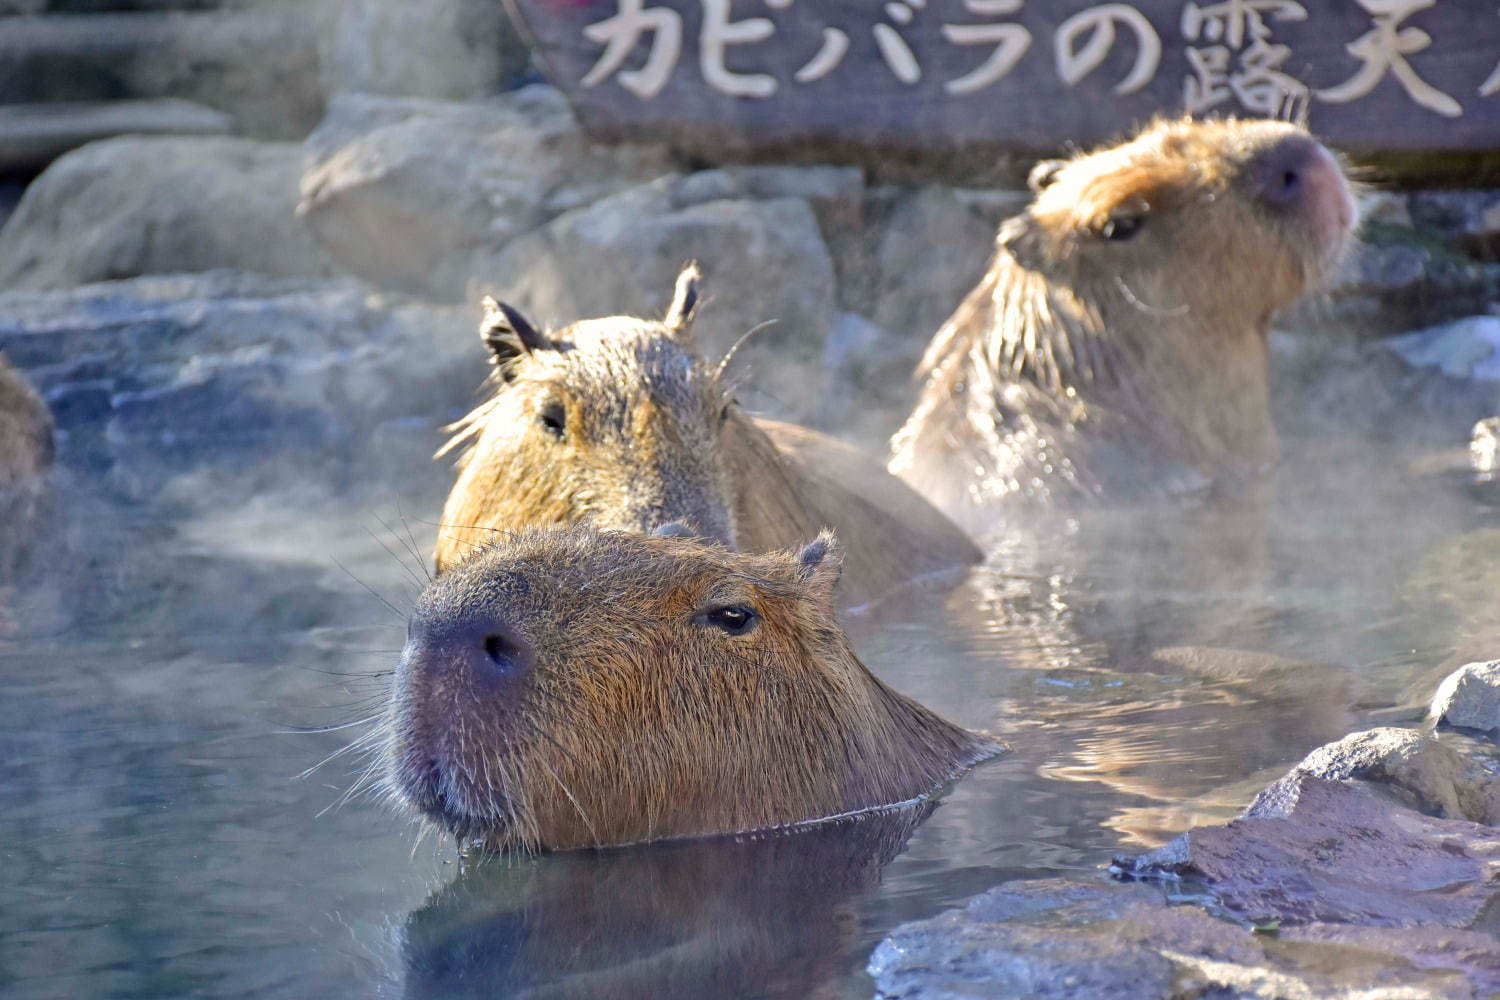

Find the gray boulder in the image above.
[
  {"left": 478, "top": 172, "right": 838, "bottom": 424},
  {"left": 870, "top": 187, "right": 1008, "bottom": 343},
  {"left": 298, "top": 87, "right": 678, "bottom": 299},
  {"left": 1248, "top": 725, "right": 1500, "bottom": 825},
  {"left": 0, "top": 10, "right": 324, "bottom": 139},
  {"left": 0, "top": 271, "right": 471, "bottom": 497},
  {"left": 319, "top": 0, "right": 530, "bottom": 101},
  {"left": 1128, "top": 771, "right": 1500, "bottom": 927},
  {"left": 1430, "top": 660, "right": 1500, "bottom": 739},
  {"left": 870, "top": 872, "right": 1493, "bottom": 999},
  {"left": 0, "top": 136, "right": 340, "bottom": 291}
]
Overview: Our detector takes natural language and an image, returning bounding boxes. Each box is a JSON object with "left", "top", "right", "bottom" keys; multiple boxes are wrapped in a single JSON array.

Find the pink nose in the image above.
[{"left": 1253, "top": 136, "right": 1356, "bottom": 256}]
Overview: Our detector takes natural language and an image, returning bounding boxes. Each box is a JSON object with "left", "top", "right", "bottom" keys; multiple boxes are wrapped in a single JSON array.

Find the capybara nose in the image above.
[
  {"left": 1253, "top": 135, "right": 1318, "bottom": 209},
  {"left": 406, "top": 613, "right": 533, "bottom": 688},
  {"left": 1252, "top": 134, "right": 1355, "bottom": 251}
]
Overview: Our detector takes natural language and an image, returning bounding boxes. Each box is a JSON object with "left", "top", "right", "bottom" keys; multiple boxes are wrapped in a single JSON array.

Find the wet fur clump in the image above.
[
  {"left": 890, "top": 117, "right": 1359, "bottom": 521},
  {"left": 434, "top": 264, "right": 980, "bottom": 608},
  {"left": 386, "top": 526, "right": 1001, "bottom": 852}
]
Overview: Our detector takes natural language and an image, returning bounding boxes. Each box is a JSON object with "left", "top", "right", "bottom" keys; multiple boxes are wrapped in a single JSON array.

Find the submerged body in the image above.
[
  {"left": 890, "top": 118, "right": 1357, "bottom": 525},
  {"left": 434, "top": 266, "right": 980, "bottom": 607},
  {"left": 388, "top": 526, "right": 1001, "bottom": 851},
  {"left": 0, "top": 356, "right": 52, "bottom": 583}
]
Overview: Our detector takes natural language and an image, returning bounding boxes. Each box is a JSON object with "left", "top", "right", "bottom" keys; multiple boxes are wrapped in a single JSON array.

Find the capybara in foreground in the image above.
[
  {"left": 890, "top": 118, "right": 1358, "bottom": 524},
  {"left": 387, "top": 526, "right": 1001, "bottom": 851},
  {"left": 0, "top": 355, "right": 53, "bottom": 582},
  {"left": 434, "top": 265, "right": 980, "bottom": 608}
]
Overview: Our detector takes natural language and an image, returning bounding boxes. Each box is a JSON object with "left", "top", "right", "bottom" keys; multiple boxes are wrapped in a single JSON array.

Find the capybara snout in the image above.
[{"left": 388, "top": 526, "right": 1001, "bottom": 852}]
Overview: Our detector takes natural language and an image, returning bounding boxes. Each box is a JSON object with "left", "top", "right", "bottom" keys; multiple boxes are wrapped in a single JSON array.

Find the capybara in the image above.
[
  {"left": 0, "top": 355, "right": 53, "bottom": 582},
  {"left": 434, "top": 264, "right": 981, "bottom": 607},
  {"left": 387, "top": 526, "right": 1001, "bottom": 851},
  {"left": 890, "top": 118, "right": 1357, "bottom": 523}
]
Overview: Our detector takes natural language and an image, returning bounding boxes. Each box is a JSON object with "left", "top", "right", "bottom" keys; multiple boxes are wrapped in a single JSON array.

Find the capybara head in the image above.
[
  {"left": 1003, "top": 117, "right": 1354, "bottom": 321},
  {"left": 893, "top": 118, "right": 1358, "bottom": 509},
  {"left": 386, "top": 526, "right": 1000, "bottom": 851},
  {"left": 436, "top": 265, "right": 738, "bottom": 571}
]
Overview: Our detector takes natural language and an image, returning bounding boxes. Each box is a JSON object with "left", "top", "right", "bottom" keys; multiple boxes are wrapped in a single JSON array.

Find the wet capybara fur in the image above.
[
  {"left": 387, "top": 526, "right": 1001, "bottom": 852},
  {"left": 0, "top": 355, "right": 53, "bottom": 583},
  {"left": 434, "top": 264, "right": 980, "bottom": 607},
  {"left": 890, "top": 118, "right": 1358, "bottom": 523}
]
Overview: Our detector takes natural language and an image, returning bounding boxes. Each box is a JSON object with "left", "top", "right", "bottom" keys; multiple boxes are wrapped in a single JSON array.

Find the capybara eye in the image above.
[
  {"left": 1100, "top": 213, "right": 1144, "bottom": 242},
  {"left": 538, "top": 402, "right": 566, "bottom": 439},
  {"left": 696, "top": 605, "right": 757, "bottom": 635}
]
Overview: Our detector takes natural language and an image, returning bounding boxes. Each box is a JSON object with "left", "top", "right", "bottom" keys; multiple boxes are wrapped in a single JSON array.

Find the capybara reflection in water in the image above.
[
  {"left": 434, "top": 264, "right": 980, "bottom": 608},
  {"left": 0, "top": 355, "right": 53, "bottom": 583},
  {"left": 890, "top": 118, "right": 1358, "bottom": 524},
  {"left": 387, "top": 526, "right": 1001, "bottom": 851}
]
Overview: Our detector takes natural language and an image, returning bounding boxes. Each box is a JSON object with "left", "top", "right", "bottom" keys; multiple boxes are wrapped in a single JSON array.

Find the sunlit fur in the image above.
[
  {"left": 434, "top": 267, "right": 980, "bottom": 608},
  {"left": 386, "top": 527, "right": 1002, "bottom": 852},
  {"left": 0, "top": 355, "right": 52, "bottom": 583},
  {"left": 890, "top": 118, "right": 1359, "bottom": 520}
]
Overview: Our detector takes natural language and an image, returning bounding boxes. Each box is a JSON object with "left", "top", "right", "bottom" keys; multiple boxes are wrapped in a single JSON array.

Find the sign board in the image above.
[{"left": 506, "top": 0, "right": 1500, "bottom": 161}]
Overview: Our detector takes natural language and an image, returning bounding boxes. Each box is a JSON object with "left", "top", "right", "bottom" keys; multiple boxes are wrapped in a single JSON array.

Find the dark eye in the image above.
[
  {"left": 719, "top": 399, "right": 733, "bottom": 424},
  {"left": 696, "top": 605, "right": 757, "bottom": 635},
  {"left": 1100, "top": 213, "right": 1144, "bottom": 241},
  {"left": 539, "top": 402, "right": 565, "bottom": 439}
]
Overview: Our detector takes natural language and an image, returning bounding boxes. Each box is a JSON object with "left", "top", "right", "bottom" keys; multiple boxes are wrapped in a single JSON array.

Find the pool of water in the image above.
[{"left": 1, "top": 436, "right": 1495, "bottom": 999}]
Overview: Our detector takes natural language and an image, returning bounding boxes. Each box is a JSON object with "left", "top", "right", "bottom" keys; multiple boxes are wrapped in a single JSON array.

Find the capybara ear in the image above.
[
  {"left": 997, "top": 214, "right": 1047, "bottom": 271},
  {"left": 480, "top": 295, "right": 549, "bottom": 373},
  {"left": 663, "top": 262, "right": 701, "bottom": 337},
  {"left": 1028, "top": 158, "right": 1066, "bottom": 193},
  {"left": 795, "top": 530, "right": 843, "bottom": 600}
]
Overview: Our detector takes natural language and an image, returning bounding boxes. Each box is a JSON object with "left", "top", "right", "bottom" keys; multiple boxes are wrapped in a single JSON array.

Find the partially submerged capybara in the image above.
[
  {"left": 0, "top": 355, "right": 53, "bottom": 582},
  {"left": 387, "top": 526, "right": 1001, "bottom": 851},
  {"left": 890, "top": 118, "right": 1358, "bottom": 521},
  {"left": 434, "top": 265, "right": 981, "bottom": 607}
]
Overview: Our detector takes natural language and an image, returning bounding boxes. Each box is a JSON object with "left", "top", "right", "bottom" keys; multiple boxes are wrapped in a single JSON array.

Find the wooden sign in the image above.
[{"left": 505, "top": 0, "right": 1500, "bottom": 160}]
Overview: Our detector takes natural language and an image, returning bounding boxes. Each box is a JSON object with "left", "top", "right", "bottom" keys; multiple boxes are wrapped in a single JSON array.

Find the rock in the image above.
[
  {"left": 0, "top": 271, "right": 471, "bottom": 497},
  {"left": 1386, "top": 315, "right": 1500, "bottom": 381},
  {"left": 0, "top": 137, "right": 341, "bottom": 291},
  {"left": 1122, "top": 772, "right": 1500, "bottom": 930},
  {"left": 298, "top": 88, "right": 677, "bottom": 299},
  {"left": 0, "top": 99, "right": 232, "bottom": 173},
  {"left": 1473, "top": 417, "right": 1499, "bottom": 479},
  {"left": 1248, "top": 726, "right": 1500, "bottom": 825},
  {"left": 1299, "top": 235, "right": 1500, "bottom": 338},
  {"left": 479, "top": 174, "right": 838, "bottom": 424},
  {"left": 0, "top": 11, "right": 324, "bottom": 139},
  {"left": 870, "top": 874, "right": 1490, "bottom": 999},
  {"left": 813, "top": 311, "right": 905, "bottom": 446},
  {"left": 1408, "top": 189, "right": 1500, "bottom": 239},
  {"left": 870, "top": 187, "right": 1002, "bottom": 344},
  {"left": 1356, "top": 190, "right": 1412, "bottom": 228},
  {"left": 1430, "top": 661, "right": 1500, "bottom": 738},
  {"left": 319, "top": 0, "right": 530, "bottom": 101},
  {"left": 1274, "top": 332, "right": 1500, "bottom": 447}
]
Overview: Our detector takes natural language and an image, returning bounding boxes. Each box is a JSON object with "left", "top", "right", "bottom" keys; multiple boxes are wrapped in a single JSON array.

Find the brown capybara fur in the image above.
[
  {"left": 433, "top": 264, "right": 980, "bottom": 607},
  {"left": 0, "top": 355, "right": 53, "bottom": 582},
  {"left": 387, "top": 526, "right": 1001, "bottom": 851},
  {"left": 890, "top": 118, "right": 1358, "bottom": 523}
]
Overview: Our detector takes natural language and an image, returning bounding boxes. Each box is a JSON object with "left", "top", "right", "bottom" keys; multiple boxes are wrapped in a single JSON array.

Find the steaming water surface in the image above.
[{"left": 1, "top": 439, "right": 1494, "bottom": 999}]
